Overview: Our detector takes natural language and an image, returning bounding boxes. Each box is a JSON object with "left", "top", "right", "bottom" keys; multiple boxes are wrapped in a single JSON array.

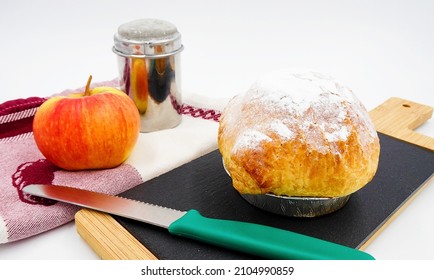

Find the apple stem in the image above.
[{"left": 84, "top": 75, "right": 92, "bottom": 96}]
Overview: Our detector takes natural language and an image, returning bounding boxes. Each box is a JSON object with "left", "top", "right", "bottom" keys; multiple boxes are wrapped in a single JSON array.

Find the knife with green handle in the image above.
[{"left": 23, "top": 184, "right": 374, "bottom": 260}]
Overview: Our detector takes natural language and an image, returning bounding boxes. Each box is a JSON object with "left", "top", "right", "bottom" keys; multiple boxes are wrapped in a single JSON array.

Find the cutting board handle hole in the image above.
[{"left": 402, "top": 104, "right": 411, "bottom": 108}]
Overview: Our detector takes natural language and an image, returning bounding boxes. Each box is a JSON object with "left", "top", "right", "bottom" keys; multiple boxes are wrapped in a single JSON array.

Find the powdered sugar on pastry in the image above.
[
  {"left": 226, "top": 70, "right": 377, "bottom": 156},
  {"left": 232, "top": 129, "right": 272, "bottom": 152},
  {"left": 269, "top": 119, "right": 295, "bottom": 141}
]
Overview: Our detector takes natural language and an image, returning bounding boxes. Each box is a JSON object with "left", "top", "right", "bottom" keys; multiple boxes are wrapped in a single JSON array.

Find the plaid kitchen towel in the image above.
[{"left": 0, "top": 79, "right": 226, "bottom": 243}]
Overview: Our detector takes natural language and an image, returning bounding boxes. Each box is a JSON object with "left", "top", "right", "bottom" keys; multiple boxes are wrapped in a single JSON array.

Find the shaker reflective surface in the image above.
[{"left": 113, "top": 18, "right": 184, "bottom": 132}]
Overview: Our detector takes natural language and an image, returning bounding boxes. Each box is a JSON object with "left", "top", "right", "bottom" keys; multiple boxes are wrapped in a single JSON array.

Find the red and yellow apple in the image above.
[{"left": 33, "top": 76, "right": 140, "bottom": 171}]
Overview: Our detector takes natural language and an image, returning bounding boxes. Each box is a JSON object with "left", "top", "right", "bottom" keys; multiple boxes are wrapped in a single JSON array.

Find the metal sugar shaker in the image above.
[{"left": 113, "top": 18, "right": 184, "bottom": 132}]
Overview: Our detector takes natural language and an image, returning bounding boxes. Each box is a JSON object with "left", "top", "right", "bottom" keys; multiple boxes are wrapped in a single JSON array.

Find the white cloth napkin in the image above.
[
  {"left": 0, "top": 80, "right": 230, "bottom": 244},
  {"left": 130, "top": 93, "right": 228, "bottom": 182}
]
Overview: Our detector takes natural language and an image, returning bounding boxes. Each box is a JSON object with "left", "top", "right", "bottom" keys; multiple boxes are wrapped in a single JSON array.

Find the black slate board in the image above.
[{"left": 114, "top": 133, "right": 434, "bottom": 259}]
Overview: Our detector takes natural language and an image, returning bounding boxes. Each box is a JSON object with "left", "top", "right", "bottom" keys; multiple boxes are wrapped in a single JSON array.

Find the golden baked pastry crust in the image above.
[{"left": 218, "top": 70, "right": 380, "bottom": 198}]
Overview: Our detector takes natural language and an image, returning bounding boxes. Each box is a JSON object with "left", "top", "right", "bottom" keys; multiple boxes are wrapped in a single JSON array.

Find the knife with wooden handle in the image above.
[{"left": 23, "top": 184, "right": 374, "bottom": 260}]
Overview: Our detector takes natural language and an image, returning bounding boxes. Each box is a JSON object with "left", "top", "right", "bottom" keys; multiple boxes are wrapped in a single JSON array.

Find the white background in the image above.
[{"left": 0, "top": 0, "right": 433, "bottom": 260}]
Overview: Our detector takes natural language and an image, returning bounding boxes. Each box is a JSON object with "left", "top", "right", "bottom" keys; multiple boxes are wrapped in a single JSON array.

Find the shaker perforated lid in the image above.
[{"left": 113, "top": 18, "right": 183, "bottom": 58}]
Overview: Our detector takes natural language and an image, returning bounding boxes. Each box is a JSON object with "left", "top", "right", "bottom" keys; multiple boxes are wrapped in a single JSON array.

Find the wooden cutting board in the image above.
[{"left": 75, "top": 97, "right": 434, "bottom": 260}]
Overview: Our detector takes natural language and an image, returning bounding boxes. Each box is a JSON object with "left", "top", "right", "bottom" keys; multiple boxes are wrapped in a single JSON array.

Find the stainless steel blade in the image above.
[{"left": 23, "top": 184, "right": 186, "bottom": 228}]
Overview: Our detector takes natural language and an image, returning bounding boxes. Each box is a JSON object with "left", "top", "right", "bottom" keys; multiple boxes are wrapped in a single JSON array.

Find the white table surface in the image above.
[{"left": 0, "top": 0, "right": 433, "bottom": 260}]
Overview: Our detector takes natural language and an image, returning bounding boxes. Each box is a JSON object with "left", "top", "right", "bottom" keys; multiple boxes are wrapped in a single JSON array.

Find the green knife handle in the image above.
[{"left": 168, "top": 210, "right": 375, "bottom": 260}]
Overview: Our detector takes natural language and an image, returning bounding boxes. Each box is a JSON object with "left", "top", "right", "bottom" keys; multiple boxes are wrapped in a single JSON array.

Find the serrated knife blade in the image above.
[
  {"left": 23, "top": 184, "right": 184, "bottom": 228},
  {"left": 23, "top": 184, "right": 374, "bottom": 260}
]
